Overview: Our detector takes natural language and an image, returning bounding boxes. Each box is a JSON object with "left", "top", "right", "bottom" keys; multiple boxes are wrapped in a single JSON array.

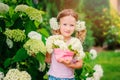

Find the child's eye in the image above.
[
  {"left": 70, "top": 24, "right": 74, "bottom": 27},
  {"left": 63, "top": 24, "right": 67, "bottom": 26}
]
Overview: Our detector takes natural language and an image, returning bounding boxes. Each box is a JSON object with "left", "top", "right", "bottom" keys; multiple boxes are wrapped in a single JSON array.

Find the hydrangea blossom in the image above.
[
  {"left": 15, "top": 4, "right": 43, "bottom": 23},
  {"left": 93, "top": 64, "right": 103, "bottom": 79},
  {"left": 26, "top": 7, "right": 43, "bottom": 23},
  {"left": 68, "top": 38, "right": 85, "bottom": 60},
  {"left": 38, "top": 63, "right": 46, "bottom": 72},
  {"left": 75, "top": 20, "right": 86, "bottom": 31},
  {"left": 0, "top": 2, "right": 9, "bottom": 14},
  {"left": 49, "top": 18, "right": 59, "bottom": 30},
  {"left": 86, "top": 64, "right": 103, "bottom": 80},
  {"left": 23, "top": 39, "right": 46, "bottom": 56},
  {"left": 0, "top": 72, "right": 4, "bottom": 80},
  {"left": 19, "top": 71, "right": 31, "bottom": 80},
  {"left": 4, "top": 29, "right": 26, "bottom": 42},
  {"left": 15, "top": 4, "right": 28, "bottom": 13},
  {"left": 54, "top": 39, "right": 68, "bottom": 50},
  {"left": 28, "top": 31, "right": 41, "bottom": 40},
  {"left": 6, "top": 38, "right": 13, "bottom": 48},
  {"left": 46, "top": 35, "right": 64, "bottom": 53},
  {"left": 3, "top": 69, "right": 31, "bottom": 80},
  {"left": 89, "top": 49, "right": 97, "bottom": 60}
]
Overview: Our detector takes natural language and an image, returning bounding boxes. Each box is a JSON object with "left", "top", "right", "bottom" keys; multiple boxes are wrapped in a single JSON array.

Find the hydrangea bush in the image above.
[{"left": 0, "top": 2, "right": 49, "bottom": 80}]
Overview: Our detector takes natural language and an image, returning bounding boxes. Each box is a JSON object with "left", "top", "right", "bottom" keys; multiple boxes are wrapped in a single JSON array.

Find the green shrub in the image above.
[{"left": 80, "top": 0, "right": 110, "bottom": 46}]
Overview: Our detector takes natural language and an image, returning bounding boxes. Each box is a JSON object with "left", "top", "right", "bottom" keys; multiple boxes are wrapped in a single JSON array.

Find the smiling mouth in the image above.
[{"left": 64, "top": 31, "right": 70, "bottom": 33}]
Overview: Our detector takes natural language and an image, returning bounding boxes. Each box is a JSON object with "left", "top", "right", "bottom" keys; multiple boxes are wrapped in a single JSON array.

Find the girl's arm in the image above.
[
  {"left": 68, "top": 60, "right": 83, "bottom": 69},
  {"left": 45, "top": 53, "right": 51, "bottom": 63},
  {"left": 61, "top": 59, "right": 83, "bottom": 69}
]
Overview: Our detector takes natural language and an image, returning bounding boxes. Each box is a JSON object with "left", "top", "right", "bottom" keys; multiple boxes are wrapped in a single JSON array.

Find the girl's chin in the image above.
[
  {"left": 61, "top": 33, "right": 72, "bottom": 37},
  {"left": 63, "top": 35, "right": 71, "bottom": 38}
]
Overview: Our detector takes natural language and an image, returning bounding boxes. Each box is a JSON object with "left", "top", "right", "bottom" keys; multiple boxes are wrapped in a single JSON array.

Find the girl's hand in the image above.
[
  {"left": 59, "top": 59, "right": 71, "bottom": 65},
  {"left": 68, "top": 60, "right": 83, "bottom": 69}
]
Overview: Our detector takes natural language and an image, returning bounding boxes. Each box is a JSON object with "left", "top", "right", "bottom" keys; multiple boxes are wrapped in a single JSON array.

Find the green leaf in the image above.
[
  {"left": 12, "top": 48, "right": 28, "bottom": 62},
  {"left": 24, "top": 20, "right": 36, "bottom": 35},
  {"left": 41, "top": 35, "right": 46, "bottom": 44},
  {"left": 4, "top": 58, "right": 12, "bottom": 68},
  {"left": 0, "top": 68, "right": 4, "bottom": 72},
  {"left": 34, "top": 21, "right": 40, "bottom": 28},
  {"left": 26, "top": 0, "right": 34, "bottom": 6},
  {"left": 0, "top": 19, "right": 5, "bottom": 31},
  {"left": 38, "top": 28, "right": 49, "bottom": 37},
  {"left": 0, "top": 27, "right": 2, "bottom": 32},
  {"left": 36, "top": 52, "right": 45, "bottom": 64},
  {"left": 9, "top": 7, "right": 14, "bottom": 18},
  {"left": 12, "top": 13, "right": 19, "bottom": 22}
]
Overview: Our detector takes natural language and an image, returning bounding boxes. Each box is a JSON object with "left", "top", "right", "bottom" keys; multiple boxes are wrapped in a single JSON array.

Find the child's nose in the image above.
[{"left": 65, "top": 25, "right": 70, "bottom": 30}]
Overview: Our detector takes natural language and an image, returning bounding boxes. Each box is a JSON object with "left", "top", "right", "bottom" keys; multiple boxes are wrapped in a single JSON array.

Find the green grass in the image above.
[{"left": 94, "top": 51, "right": 120, "bottom": 80}]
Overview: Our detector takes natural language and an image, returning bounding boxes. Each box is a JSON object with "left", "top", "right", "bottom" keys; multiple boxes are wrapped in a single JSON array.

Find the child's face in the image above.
[{"left": 59, "top": 15, "right": 76, "bottom": 38}]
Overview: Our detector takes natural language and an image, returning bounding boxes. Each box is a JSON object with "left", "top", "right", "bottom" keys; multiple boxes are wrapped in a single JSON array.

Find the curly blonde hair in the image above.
[{"left": 51, "top": 9, "right": 86, "bottom": 43}]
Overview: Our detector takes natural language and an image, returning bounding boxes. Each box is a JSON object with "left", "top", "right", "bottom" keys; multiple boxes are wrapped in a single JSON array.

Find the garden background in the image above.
[{"left": 0, "top": 0, "right": 120, "bottom": 80}]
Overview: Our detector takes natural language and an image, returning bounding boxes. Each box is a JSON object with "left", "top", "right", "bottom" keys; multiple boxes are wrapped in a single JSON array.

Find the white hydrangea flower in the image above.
[
  {"left": 3, "top": 69, "right": 20, "bottom": 80},
  {"left": 0, "top": 2, "right": 9, "bottom": 14},
  {"left": 46, "top": 42, "right": 53, "bottom": 54},
  {"left": 6, "top": 38, "right": 13, "bottom": 48},
  {"left": 69, "top": 38, "right": 82, "bottom": 51},
  {"left": 4, "top": 29, "right": 26, "bottom": 42},
  {"left": 3, "top": 69, "right": 31, "bottom": 80},
  {"left": 74, "top": 50, "right": 85, "bottom": 60},
  {"left": 89, "top": 49, "right": 97, "bottom": 60},
  {"left": 93, "top": 64, "right": 103, "bottom": 78},
  {"left": 28, "top": 31, "right": 41, "bottom": 40},
  {"left": 86, "top": 64, "right": 103, "bottom": 80},
  {"left": 0, "top": 72, "right": 4, "bottom": 80},
  {"left": 49, "top": 17, "right": 59, "bottom": 30},
  {"left": 23, "top": 39, "right": 46, "bottom": 56},
  {"left": 54, "top": 40, "right": 67, "bottom": 50},
  {"left": 86, "top": 77, "right": 94, "bottom": 80},
  {"left": 38, "top": 62, "right": 46, "bottom": 72},
  {"left": 46, "top": 35, "right": 64, "bottom": 53},
  {"left": 15, "top": 4, "right": 29, "bottom": 12},
  {"left": 26, "top": 7, "right": 43, "bottom": 23},
  {"left": 15, "top": 5, "right": 43, "bottom": 23},
  {"left": 68, "top": 38, "right": 85, "bottom": 59},
  {"left": 75, "top": 20, "right": 86, "bottom": 31},
  {"left": 19, "top": 71, "right": 31, "bottom": 80}
]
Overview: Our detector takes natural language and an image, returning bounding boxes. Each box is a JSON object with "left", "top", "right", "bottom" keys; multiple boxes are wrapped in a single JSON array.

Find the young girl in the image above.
[{"left": 45, "top": 9, "right": 86, "bottom": 80}]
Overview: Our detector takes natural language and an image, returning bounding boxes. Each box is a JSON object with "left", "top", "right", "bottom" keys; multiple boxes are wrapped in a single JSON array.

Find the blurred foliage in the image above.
[
  {"left": 76, "top": 0, "right": 95, "bottom": 50},
  {"left": 104, "top": 4, "right": 120, "bottom": 49},
  {"left": 76, "top": 0, "right": 120, "bottom": 49},
  {"left": 110, "top": 6, "right": 120, "bottom": 28},
  {"left": 81, "top": 0, "right": 110, "bottom": 46}
]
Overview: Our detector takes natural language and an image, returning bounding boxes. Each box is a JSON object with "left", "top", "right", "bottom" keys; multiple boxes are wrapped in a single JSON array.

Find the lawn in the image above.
[{"left": 94, "top": 50, "right": 120, "bottom": 80}]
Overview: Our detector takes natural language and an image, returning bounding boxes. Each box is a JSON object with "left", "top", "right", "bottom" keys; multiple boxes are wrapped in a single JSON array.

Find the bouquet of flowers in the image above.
[{"left": 46, "top": 35, "right": 85, "bottom": 62}]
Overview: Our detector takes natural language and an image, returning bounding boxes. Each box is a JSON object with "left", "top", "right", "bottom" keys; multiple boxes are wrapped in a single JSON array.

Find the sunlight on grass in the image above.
[{"left": 94, "top": 51, "right": 120, "bottom": 80}]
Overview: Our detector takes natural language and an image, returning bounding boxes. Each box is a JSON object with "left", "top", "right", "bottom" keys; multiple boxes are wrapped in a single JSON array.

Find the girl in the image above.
[{"left": 45, "top": 9, "right": 86, "bottom": 80}]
